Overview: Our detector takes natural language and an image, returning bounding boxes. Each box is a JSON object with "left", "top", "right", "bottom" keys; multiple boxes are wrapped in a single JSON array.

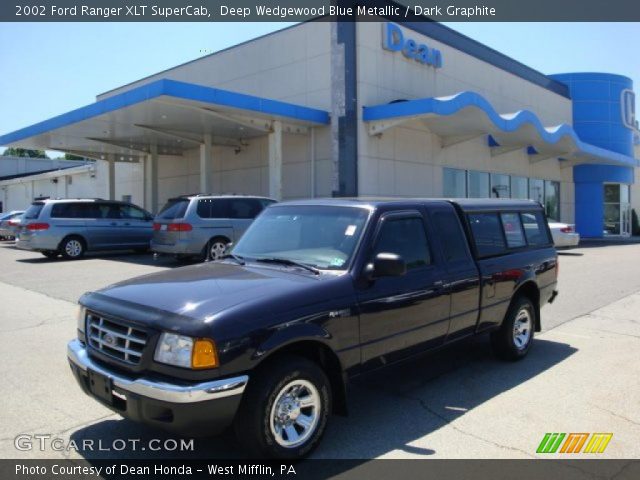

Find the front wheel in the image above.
[
  {"left": 234, "top": 355, "right": 331, "bottom": 459},
  {"left": 491, "top": 296, "right": 536, "bottom": 361}
]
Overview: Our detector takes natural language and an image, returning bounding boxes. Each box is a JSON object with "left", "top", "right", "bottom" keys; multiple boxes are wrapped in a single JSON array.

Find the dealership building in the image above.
[{"left": 1, "top": 18, "right": 638, "bottom": 237}]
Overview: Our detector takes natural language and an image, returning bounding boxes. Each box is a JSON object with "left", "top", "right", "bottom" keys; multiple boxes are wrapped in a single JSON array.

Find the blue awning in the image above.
[
  {"left": 363, "top": 91, "right": 638, "bottom": 168},
  {"left": 0, "top": 79, "right": 330, "bottom": 161}
]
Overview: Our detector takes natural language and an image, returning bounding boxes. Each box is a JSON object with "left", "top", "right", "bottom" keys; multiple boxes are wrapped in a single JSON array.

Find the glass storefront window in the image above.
[
  {"left": 544, "top": 180, "right": 560, "bottom": 221},
  {"left": 467, "top": 171, "right": 490, "bottom": 198},
  {"left": 529, "top": 178, "right": 544, "bottom": 205},
  {"left": 491, "top": 173, "right": 510, "bottom": 198},
  {"left": 443, "top": 168, "right": 466, "bottom": 197},
  {"left": 604, "top": 184, "right": 620, "bottom": 203},
  {"left": 511, "top": 176, "right": 528, "bottom": 199}
]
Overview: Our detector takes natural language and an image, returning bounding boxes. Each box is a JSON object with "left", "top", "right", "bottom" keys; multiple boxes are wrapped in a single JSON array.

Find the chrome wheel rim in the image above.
[
  {"left": 513, "top": 307, "right": 532, "bottom": 350},
  {"left": 209, "top": 241, "right": 226, "bottom": 260},
  {"left": 269, "top": 379, "right": 321, "bottom": 448},
  {"left": 65, "top": 240, "right": 82, "bottom": 257}
]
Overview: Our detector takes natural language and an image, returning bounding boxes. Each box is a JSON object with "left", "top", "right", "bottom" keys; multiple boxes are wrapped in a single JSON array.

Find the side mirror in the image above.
[{"left": 365, "top": 252, "right": 406, "bottom": 279}]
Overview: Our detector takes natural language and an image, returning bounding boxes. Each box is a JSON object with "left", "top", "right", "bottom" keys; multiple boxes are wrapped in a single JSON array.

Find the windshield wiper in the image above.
[
  {"left": 254, "top": 257, "right": 320, "bottom": 275},
  {"left": 221, "top": 253, "right": 246, "bottom": 265}
]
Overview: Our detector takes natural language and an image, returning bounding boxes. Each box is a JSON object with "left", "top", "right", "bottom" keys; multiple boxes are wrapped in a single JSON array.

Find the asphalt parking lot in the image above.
[{"left": 0, "top": 241, "right": 639, "bottom": 461}]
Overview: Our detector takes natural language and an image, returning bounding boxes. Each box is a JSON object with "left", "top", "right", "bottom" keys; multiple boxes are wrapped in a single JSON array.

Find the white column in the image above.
[
  {"left": 268, "top": 120, "right": 283, "bottom": 200},
  {"left": 107, "top": 155, "right": 116, "bottom": 200},
  {"left": 200, "top": 133, "right": 213, "bottom": 194},
  {"left": 145, "top": 144, "right": 159, "bottom": 213}
]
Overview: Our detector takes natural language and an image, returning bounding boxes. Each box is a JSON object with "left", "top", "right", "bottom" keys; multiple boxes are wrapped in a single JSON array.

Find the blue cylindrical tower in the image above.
[
  {"left": 550, "top": 73, "right": 636, "bottom": 237},
  {"left": 550, "top": 72, "right": 634, "bottom": 156}
]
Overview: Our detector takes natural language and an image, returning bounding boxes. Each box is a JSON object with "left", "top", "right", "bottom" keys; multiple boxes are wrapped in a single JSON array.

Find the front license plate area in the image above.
[{"left": 88, "top": 369, "right": 114, "bottom": 405}]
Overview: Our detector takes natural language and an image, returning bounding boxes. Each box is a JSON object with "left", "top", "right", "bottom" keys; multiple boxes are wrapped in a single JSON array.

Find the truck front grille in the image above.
[{"left": 87, "top": 313, "right": 147, "bottom": 364}]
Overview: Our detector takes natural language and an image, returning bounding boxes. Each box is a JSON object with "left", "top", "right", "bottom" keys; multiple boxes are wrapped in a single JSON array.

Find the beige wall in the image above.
[
  {"left": 97, "top": 22, "right": 332, "bottom": 111},
  {"left": 95, "top": 22, "right": 334, "bottom": 209},
  {"left": 356, "top": 22, "right": 575, "bottom": 223},
  {"left": 357, "top": 22, "right": 572, "bottom": 125}
]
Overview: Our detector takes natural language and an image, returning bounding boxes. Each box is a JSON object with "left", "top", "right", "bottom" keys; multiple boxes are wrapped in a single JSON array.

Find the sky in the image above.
[{"left": 0, "top": 21, "right": 638, "bottom": 155}]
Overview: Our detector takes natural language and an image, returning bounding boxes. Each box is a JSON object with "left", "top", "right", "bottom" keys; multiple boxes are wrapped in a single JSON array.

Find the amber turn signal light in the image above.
[{"left": 191, "top": 338, "right": 218, "bottom": 369}]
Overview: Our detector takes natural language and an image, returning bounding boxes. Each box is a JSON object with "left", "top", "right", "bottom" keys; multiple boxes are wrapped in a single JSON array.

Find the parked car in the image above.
[
  {"left": 68, "top": 198, "right": 558, "bottom": 459},
  {"left": 6, "top": 213, "right": 25, "bottom": 239},
  {"left": 16, "top": 199, "right": 154, "bottom": 259},
  {"left": 548, "top": 221, "right": 580, "bottom": 247},
  {"left": 151, "top": 194, "right": 276, "bottom": 261},
  {"left": 0, "top": 210, "right": 24, "bottom": 239}
]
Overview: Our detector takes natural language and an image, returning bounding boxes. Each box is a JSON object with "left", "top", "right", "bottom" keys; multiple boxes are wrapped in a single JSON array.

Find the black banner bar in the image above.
[
  {"left": 2, "top": 0, "right": 640, "bottom": 22},
  {"left": 3, "top": 459, "right": 640, "bottom": 480}
]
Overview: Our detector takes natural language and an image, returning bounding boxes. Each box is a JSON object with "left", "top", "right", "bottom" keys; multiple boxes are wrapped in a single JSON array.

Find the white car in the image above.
[{"left": 548, "top": 222, "right": 580, "bottom": 247}]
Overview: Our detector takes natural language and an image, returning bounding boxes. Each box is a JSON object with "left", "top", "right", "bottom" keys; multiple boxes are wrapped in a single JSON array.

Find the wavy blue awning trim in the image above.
[{"left": 363, "top": 91, "right": 638, "bottom": 168}]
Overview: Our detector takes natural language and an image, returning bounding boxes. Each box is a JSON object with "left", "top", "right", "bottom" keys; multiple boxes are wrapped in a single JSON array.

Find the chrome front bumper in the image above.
[{"left": 67, "top": 339, "right": 248, "bottom": 404}]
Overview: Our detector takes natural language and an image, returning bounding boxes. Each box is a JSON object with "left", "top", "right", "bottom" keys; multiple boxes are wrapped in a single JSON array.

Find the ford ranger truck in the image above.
[{"left": 68, "top": 198, "right": 558, "bottom": 459}]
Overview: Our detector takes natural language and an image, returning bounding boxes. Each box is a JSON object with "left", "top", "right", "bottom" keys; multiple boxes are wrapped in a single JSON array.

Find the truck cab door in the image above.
[
  {"left": 356, "top": 210, "right": 450, "bottom": 371},
  {"left": 426, "top": 203, "right": 482, "bottom": 342}
]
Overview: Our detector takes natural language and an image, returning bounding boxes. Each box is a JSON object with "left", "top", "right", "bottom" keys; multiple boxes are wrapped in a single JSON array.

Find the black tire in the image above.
[
  {"left": 234, "top": 355, "right": 331, "bottom": 459},
  {"left": 134, "top": 246, "right": 150, "bottom": 254},
  {"left": 41, "top": 251, "right": 59, "bottom": 259},
  {"left": 205, "top": 236, "right": 229, "bottom": 262},
  {"left": 59, "top": 236, "right": 86, "bottom": 260},
  {"left": 491, "top": 295, "right": 536, "bottom": 361}
]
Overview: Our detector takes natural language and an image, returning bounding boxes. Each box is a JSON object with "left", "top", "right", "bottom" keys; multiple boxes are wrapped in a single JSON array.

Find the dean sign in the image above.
[{"left": 382, "top": 22, "right": 443, "bottom": 68}]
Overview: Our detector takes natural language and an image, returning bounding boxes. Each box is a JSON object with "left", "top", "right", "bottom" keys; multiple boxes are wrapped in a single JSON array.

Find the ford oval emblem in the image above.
[{"left": 103, "top": 333, "right": 115, "bottom": 346}]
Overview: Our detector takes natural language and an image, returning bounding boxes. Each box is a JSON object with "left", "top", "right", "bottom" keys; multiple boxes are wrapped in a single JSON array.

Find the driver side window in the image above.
[{"left": 373, "top": 216, "right": 431, "bottom": 270}]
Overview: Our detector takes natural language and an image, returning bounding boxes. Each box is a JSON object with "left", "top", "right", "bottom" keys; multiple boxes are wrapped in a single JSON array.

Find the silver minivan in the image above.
[
  {"left": 151, "top": 194, "right": 276, "bottom": 261},
  {"left": 16, "top": 199, "right": 154, "bottom": 259}
]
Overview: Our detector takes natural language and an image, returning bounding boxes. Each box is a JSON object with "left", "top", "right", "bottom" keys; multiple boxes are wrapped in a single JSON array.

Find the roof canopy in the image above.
[
  {"left": 0, "top": 79, "right": 330, "bottom": 162},
  {"left": 363, "top": 92, "right": 638, "bottom": 168}
]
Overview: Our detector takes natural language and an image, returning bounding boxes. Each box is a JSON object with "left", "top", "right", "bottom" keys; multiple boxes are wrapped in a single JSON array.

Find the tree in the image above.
[
  {"left": 63, "top": 153, "right": 86, "bottom": 161},
  {"left": 1, "top": 147, "right": 48, "bottom": 158},
  {"left": 632, "top": 209, "right": 640, "bottom": 236}
]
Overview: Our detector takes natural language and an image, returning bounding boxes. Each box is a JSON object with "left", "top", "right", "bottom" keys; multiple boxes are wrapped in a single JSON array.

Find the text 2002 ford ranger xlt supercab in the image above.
[{"left": 68, "top": 198, "right": 558, "bottom": 458}]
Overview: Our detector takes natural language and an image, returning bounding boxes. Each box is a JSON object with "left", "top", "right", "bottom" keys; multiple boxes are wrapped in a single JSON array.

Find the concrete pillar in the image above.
[
  {"left": 107, "top": 156, "right": 116, "bottom": 200},
  {"left": 145, "top": 144, "right": 159, "bottom": 213},
  {"left": 200, "top": 133, "right": 213, "bottom": 194},
  {"left": 268, "top": 121, "right": 283, "bottom": 200}
]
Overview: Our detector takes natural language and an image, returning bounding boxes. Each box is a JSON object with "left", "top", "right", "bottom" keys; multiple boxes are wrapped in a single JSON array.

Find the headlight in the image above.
[
  {"left": 76, "top": 305, "right": 86, "bottom": 336},
  {"left": 154, "top": 333, "right": 218, "bottom": 369}
]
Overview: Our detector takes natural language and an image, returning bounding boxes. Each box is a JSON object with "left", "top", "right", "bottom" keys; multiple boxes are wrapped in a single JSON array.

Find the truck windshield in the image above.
[{"left": 232, "top": 205, "right": 370, "bottom": 270}]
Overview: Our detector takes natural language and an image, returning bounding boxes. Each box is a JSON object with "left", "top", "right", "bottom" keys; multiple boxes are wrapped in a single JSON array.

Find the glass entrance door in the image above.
[{"left": 604, "top": 184, "right": 631, "bottom": 236}]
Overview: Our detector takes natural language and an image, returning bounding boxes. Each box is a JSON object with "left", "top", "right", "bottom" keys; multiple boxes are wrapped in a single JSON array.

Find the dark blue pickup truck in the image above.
[{"left": 68, "top": 198, "right": 558, "bottom": 459}]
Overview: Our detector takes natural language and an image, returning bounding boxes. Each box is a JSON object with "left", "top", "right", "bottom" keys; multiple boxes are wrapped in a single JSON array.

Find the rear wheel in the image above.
[
  {"left": 491, "top": 296, "right": 535, "bottom": 361},
  {"left": 206, "top": 237, "right": 229, "bottom": 262},
  {"left": 234, "top": 355, "right": 331, "bottom": 459},
  {"left": 60, "top": 236, "right": 86, "bottom": 260}
]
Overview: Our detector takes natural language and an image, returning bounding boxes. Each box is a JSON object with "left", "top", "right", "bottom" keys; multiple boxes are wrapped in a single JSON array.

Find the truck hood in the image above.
[{"left": 82, "top": 261, "right": 330, "bottom": 328}]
